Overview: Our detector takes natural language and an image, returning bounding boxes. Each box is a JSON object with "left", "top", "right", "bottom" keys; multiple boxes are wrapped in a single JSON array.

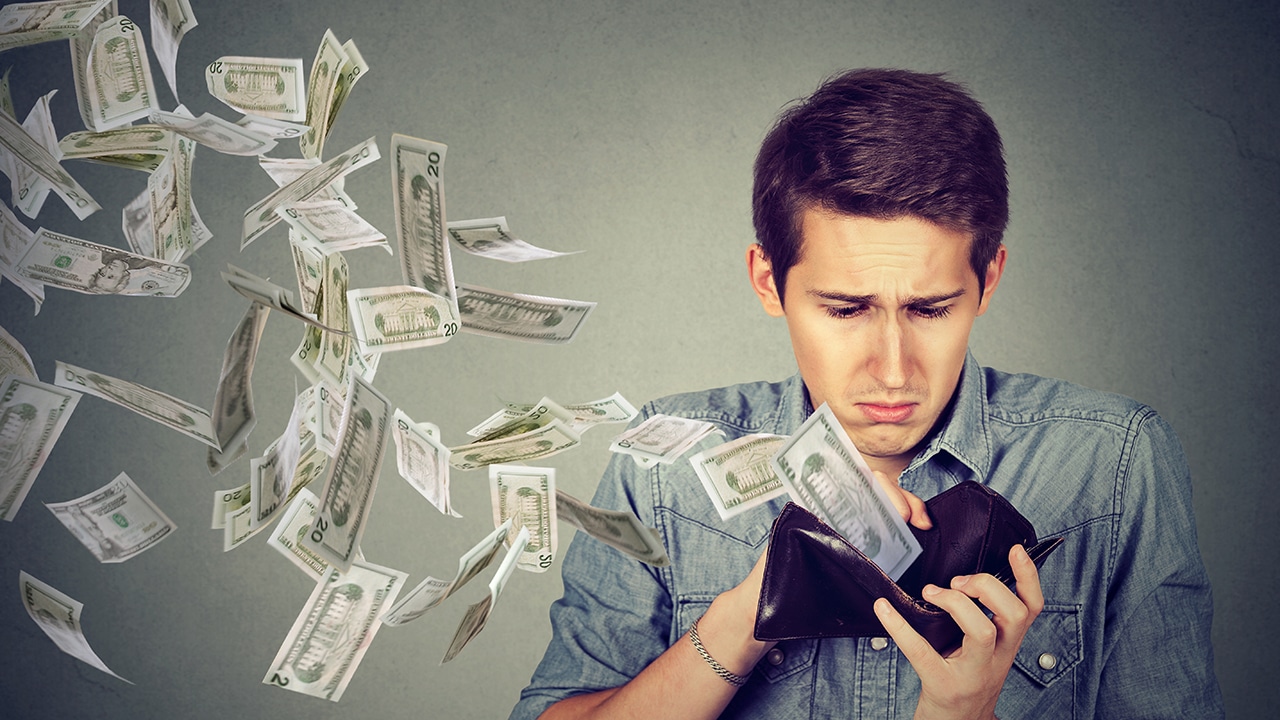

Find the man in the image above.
[{"left": 511, "top": 69, "right": 1223, "bottom": 719}]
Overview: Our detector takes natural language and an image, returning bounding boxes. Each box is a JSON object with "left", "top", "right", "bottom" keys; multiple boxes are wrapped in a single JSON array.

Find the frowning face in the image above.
[{"left": 749, "top": 209, "right": 1005, "bottom": 476}]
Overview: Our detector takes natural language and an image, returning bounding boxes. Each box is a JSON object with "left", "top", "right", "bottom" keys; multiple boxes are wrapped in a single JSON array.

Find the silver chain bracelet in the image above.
[{"left": 688, "top": 616, "right": 750, "bottom": 687}]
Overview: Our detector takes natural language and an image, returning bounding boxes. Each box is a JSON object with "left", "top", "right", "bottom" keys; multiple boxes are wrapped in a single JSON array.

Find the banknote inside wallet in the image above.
[{"left": 753, "top": 481, "right": 1063, "bottom": 656}]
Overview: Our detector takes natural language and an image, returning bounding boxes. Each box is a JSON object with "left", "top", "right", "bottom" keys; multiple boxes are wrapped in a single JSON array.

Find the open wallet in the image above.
[{"left": 754, "top": 480, "right": 1064, "bottom": 656}]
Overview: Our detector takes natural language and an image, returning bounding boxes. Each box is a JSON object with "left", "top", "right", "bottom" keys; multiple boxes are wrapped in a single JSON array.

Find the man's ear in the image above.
[
  {"left": 975, "top": 244, "right": 1008, "bottom": 317},
  {"left": 747, "top": 244, "right": 786, "bottom": 318}
]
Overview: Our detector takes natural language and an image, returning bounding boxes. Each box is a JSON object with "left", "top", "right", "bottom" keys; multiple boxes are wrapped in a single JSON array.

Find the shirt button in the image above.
[
  {"left": 869, "top": 637, "right": 889, "bottom": 651},
  {"left": 766, "top": 648, "right": 785, "bottom": 666},
  {"left": 1038, "top": 652, "right": 1058, "bottom": 670}
]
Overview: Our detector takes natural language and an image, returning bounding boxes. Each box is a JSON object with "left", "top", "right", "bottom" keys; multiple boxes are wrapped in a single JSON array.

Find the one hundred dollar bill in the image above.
[
  {"left": 45, "top": 471, "right": 176, "bottom": 562},
  {"left": 347, "top": 285, "right": 458, "bottom": 355},
  {"left": 391, "top": 134, "right": 455, "bottom": 307},
  {"left": 0, "top": 0, "right": 114, "bottom": 52},
  {"left": 0, "top": 324, "right": 36, "bottom": 380},
  {"left": 59, "top": 125, "right": 171, "bottom": 173},
  {"left": 0, "top": 374, "right": 80, "bottom": 521},
  {"left": 263, "top": 559, "right": 407, "bottom": 701},
  {"left": 489, "top": 464, "right": 557, "bottom": 572},
  {"left": 555, "top": 488, "right": 670, "bottom": 567},
  {"left": 456, "top": 283, "right": 596, "bottom": 344},
  {"left": 211, "top": 482, "right": 249, "bottom": 530},
  {"left": 242, "top": 136, "right": 378, "bottom": 248},
  {"left": 391, "top": 408, "right": 457, "bottom": 517},
  {"left": 266, "top": 487, "right": 330, "bottom": 579},
  {"left": 205, "top": 56, "right": 305, "bottom": 122},
  {"left": 85, "top": 15, "right": 157, "bottom": 131},
  {"left": 54, "top": 360, "right": 218, "bottom": 449},
  {"left": 207, "top": 301, "right": 269, "bottom": 475},
  {"left": 770, "top": 403, "right": 922, "bottom": 580},
  {"left": 689, "top": 433, "right": 789, "bottom": 520},
  {"left": 448, "top": 418, "right": 580, "bottom": 471},
  {"left": 0, "top": 101, "right": 100, "bottom": 219},
  {"left": 441, "top": 525, "right": 528, "bottom": 664},
  {"left": 610, "top": 414, "right": 719, "bottom": 465},
  {"left": 304, "top": 374, "right": 391, "bottom": 574},
  {"left": 18, "top": 570, "right": 130, "bottom": 683},
  {"left": 381, "top": 519, "right": 512, "bottom": 627},
  {"left": 466, "top": 391, "right": 638, "bottom": 437},
  {"left": 16, "top": 228, "right": 190, "bottom": 297},
  {"left": 447, "top": 216, "right": 581, "bottom": 262},
  {"left": 149, "top": 0, "right": 196, "bottom": 101}
]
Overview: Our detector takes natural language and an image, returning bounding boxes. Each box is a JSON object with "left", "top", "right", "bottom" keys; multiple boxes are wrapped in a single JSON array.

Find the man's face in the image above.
[
  {"left": 91, "top": 258, "right": 128, "bottom": 290},
  {"left": 749, "top": 209, "right": 1005, "bottom": 474}
]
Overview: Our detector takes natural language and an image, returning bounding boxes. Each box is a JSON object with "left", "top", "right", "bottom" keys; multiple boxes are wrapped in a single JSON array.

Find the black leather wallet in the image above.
[{"left": 754, "top": 481, "right": 1063, "bottom": 656}]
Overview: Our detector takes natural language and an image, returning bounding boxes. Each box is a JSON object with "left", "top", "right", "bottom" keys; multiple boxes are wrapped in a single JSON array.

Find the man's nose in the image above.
[{"left": 869, "top": 314, "right": 909, "bottom": 389}]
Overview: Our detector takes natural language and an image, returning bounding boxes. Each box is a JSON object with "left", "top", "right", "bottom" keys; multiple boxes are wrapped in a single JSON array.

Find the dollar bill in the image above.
[
  {"left": 249, "top": 387, "right": 313, "bottom": 530},
  {"left": 0, "top": 0, "right": 114, "bottom": 52},
  {"left": 288, "top": 230, "right": 325, "bottom": 314},
  {"left": 0, "top": 66, "right": 11, "bottom": 117},
  {"left": 347, "top": 285, "right": 457, "bottom": 355},
  {"left": 45, "top": 471, "right": 175, "bottom": 562},
  {"left": 148, "top": 107, "right": 276, "bottom": 157},
  {"left": 0, "top": 203, "right": 44, "bottom": 311},
  {"left": 9, "top": 90, "right": 59, "bottom": 219},
  {"left": 391, "top": 408, "right": 457, "bottom": 517},
  {"left": 147, "top": 133, "right": 197, "bottom": 262},
  {"left": 54, "top": 360, "right": 218, "bottom": 449},
  {"left": 391, "top": 134, "right": 456, "bottom": 307},
  {"left": 16, "top": 228, "right": 190, "bottom": 297},
  {"left": 18, "top": 570, "right": 131, "bottom": 683},
  {"left": 242, "top": 136, "right": 378, "bottom": 248},
  {"left": 305, "top": 374, "right": 391, "bottom": 573},
  {"left": 149, "top": 0, "right": 195, "bottom": 101},
  {"left": 456, "top": 283, "right": 596, "bottom": 344},
  {"left": 770, "top": 403, "right": 922, "bottom": 580},
  {"left": 259, "top": 155, "right": 356, "bottom": 209},
  {"left": 69, "top": 1, "right": 115, "bottom": 132},
  {"left": 121, "top": 186, "right": 154, "bottom": 257},
  {"left": 466, "top": 392, "right": 638, "bottom": 437},
  {"left": 489, "top": 464, "right": 557, "bottom": 573},
  {"left": 0, "top": 375, "right": 80, "bottom": 521},
  {"left": 223, "top": 502, "right": 264, "bottom": 552},
  {"left": 441, "top": 525, "right": 528, "bottom": 664},
  {"left": 312, "top": 380, "right": 344, "bottom": 456},
  {"left": 60, "top": 124, "right": 170, "bottom": 173},
  {"left": 0, "top": 325, "right": 36, "bottom": 380},
  {"left": 85, "top": 15, "right": 157, "bottom": 131},
  {"left": 610, "top": 414, "right": 719, "bottom": 465},
  {"left": 473, "top": 398, "right": 576, "bottom": 445},
  {"left": 237, "top": 115, "right": 309, "bottom": 139},
  {"left": 325, "top": 38, "right": 366, "bottom": 138},
  {"left": 220, "top": 264, "right": 344, "bottom": 334},
  {"left": 555, "top": 488, "right": 670, "bottom": 567},
  {"left": 277, "top": 200, "right": 388, "bottom": 254},
  {"left": 266, "top": 487, "right": 330, "bottom": 579},
  {"left": 312, "top": 250, "right": 350, "bottom": 388},
  {"left": 0, "top": 98, "right": 100, "bottom": 219},
  {"left": 381, "top": 519, "right": 513, "bottom": 627},
  {"left": 205, "top": 55, "right": 303, "bottom": 122},
  {"left": 211, "top": 482, "right": 249, "bottom": 530},
  {"left": 207, "top": 301, "right": 269, "bottom": 475},
  {"left": 449, "top": 419, "right": 580, "bottom": 471},
  {"left": 263, "top": 559, "right": 407, "bottom": 701},
  {"left": 299, "top": 30, "right": 365, "bottom": 160},
  {"left": 689, "top": 433, "right": 788, "bottom": 520},
  {"left": 447, "top": 216, "right": 581, "bottom": 262}
]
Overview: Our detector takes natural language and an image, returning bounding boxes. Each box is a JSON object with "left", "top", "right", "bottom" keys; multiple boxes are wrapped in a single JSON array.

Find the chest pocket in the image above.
[
  {"left": 1012, "top": 604, "right": 1082, "bottom": 685},
  {"left": 674, "top": 595, "right": 817, "bottom": 684}
]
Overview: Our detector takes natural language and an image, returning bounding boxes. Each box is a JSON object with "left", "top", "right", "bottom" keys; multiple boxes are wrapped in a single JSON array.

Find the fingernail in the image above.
[
  {"left": 951, "top": 575, "right": 970, "bottom": 589},
  {"left": 874, "top": 598, "right": 890, "bottom": 616},
  {"left": 922, "top": 584, "right": 940, "bottom": 596}
]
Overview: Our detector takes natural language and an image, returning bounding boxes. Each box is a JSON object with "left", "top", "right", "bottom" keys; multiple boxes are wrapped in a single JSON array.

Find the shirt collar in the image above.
[{"left": 909, "top": 350, "right": 992, "bottom": 479}]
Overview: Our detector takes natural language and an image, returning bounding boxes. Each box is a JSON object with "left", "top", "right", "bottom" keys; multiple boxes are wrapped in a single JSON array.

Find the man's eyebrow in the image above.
[{"left": 806, "top": 288, "right": 968, "bottom": 305}]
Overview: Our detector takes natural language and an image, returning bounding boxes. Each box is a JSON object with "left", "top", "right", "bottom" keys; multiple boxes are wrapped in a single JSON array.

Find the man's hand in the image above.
[
  {"left": 871, "top": 470, "right": 933, "bottom": 530},
  {"left": 874, "top": 544, "right": 1044, "bottom": 720}
]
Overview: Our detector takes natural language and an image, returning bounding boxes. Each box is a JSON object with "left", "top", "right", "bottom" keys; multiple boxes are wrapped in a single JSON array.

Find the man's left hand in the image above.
[{"left": 874, "top": 544, "right": 1044, "bottom": 720}]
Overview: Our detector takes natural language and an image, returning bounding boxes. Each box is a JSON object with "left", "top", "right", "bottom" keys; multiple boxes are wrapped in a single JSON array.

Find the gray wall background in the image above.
[{"left": 1, "top": 0, "right": 1275, "bottom": 717}]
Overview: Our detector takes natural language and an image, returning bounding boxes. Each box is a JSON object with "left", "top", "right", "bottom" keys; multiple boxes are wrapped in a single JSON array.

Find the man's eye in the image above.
[
  {"left": 824, "top": 305, "right": 866, "bottom": 319},
  {"left": 912, "top": 305, "right": 953, "bottom": 320}
]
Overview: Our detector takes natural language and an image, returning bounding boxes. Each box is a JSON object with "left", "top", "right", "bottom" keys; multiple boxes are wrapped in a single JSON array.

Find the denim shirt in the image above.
[{"left": 511, "top": 354, "right": 1225, "bottom": 719}]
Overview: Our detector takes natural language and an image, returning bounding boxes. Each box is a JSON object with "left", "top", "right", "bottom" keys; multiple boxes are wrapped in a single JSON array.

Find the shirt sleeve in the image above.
[
  {"left": 509, "top": 410, "right": 674, "bottom": 720},
  {"left": 1097, "top": 409, "right": 1225, "bottom": 719}
]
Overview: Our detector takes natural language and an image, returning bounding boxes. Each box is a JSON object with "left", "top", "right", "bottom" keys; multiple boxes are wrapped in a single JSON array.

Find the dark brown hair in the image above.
[{"left": 752, "top": 69, "right": 1008, "bottom": 301}]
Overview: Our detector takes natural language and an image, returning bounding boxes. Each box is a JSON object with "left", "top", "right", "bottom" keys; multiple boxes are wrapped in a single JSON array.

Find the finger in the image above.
[
  {"left": 948, "top": 573, "right": 1033, "bottom": 647},
  {"left": 874, "top": 598, "right": 944, "bottom": 674},
  {"left": 871, "top": 470, "right": 913, "bottom": 523},
  {"left": 902, "top": 488, "right": 932, "bottom": 530},
  {"left": 922, "top": 583, "right": 999, "bottom": 653},
  {"left": 1008, "top": 544, "right": 1045, "bottom": 616}
]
